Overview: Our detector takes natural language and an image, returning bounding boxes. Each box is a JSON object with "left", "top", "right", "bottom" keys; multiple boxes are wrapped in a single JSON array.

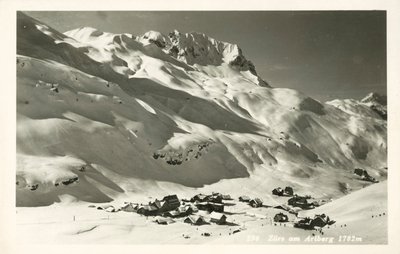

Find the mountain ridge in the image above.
[{"left": 16, "top": 11, "right": 387, "bottom": 207}]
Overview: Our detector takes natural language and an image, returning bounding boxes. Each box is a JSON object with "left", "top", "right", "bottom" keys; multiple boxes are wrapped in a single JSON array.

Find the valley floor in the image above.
[{"left": 16, "top": 181, "right": 387, "bottom": 244}]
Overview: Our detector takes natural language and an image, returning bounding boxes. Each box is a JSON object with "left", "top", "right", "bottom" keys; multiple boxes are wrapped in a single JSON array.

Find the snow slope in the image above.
[{"left": 16, "top": 12, "right": 387, "bottom": 207}]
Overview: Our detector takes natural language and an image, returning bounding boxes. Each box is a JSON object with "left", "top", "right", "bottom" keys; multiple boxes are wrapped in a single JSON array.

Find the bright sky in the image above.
[{"left": 25, "top": 11, "right": 386, "bottom": 102}]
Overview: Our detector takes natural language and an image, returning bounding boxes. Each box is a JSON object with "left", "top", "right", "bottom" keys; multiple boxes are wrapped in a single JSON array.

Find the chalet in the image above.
[
  {"left": 311, "top": 216, "right": 327, "bottom": 228},
  {"left": 210, "top": 212, "right": 227, "bottom": 225},
  {"left": 209, "top": 202, "right": 224, "bottom": 212},
  {"left": 294, "top": 217, "right": 313, "bottom": 229},
  {"left": 145, "top": 200, "right": 165, "bottom": 214},
  {"left": 221, "top": 194, "right": 232, "bottom": 200},
  {"left": 311, "top": 214, "right": 335, "bottom": 228},
  {"left": 274, "top": 212, "right": 289, "bottom": 222},
  {"left": 121, "top": 203, "right": 138, "bottom": 212},
  {"left": 163, "top": 206, "right": 193, "bottom": 218},
  {"left": 288, "top": 196, "right": 305, "bottom": 206},
  {"left": 162, "top": 195, "right": 180, "bottom": 211},
  {"left": 137, "top": 204, "right": 159, "bottom": 216},
  {"left": 288, "top": 196, "right": 314, "bottom": 209},
  {"left": 249, "top": 198, "right": 263, "bottom": 208},
  {"left": 294, "top": 214, "right": 334, "bottom": 229},
  {"left": 190, "top": 194, "right": 208, "bottom": 202},
  {"left": 178, "top": 206, "right": 193, "bottom": 214},
  {"left": 185, "top": 203, "right": 199, "bottom": 213},
  {"left": 239, "top": 195, "right": 251, "bottom": 202},
  {"left": 273, "top": 186, "right": 294, "bottom": 196},
  {"left": 195, "top": 202, "right": 208, "bottom": 211},
  {"left": 149, "top": 199, "right": 166, "bottom": 213},
  {"left": 152, "top": 199, "right": 164, "bottom": 209},
  {"left": 191, "top": 193, "right": 223, "bottom": 203},
  {"left": 184, "top": 215, "right": 207, "bottom": 225},
  {"left": 272, "top": 187, "right": 284, "bottom": 196},
  {"left": 284, "top": 186, "right": 294, "bottom": 196},
  {"left": 196, "top": 202, "right": 224, "bottom": 213},
  {"left": 208, "top": 194, "right": 223, "bottom": 204}
]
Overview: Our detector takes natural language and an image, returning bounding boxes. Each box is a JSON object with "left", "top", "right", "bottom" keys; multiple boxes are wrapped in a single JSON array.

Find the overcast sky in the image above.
[{"left": 25, "top": 11, "right": 386, "bottom": 102}]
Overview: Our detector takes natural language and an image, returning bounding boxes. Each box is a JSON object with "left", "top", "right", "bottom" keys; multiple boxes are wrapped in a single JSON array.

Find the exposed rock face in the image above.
[
  {"left": 361, "top": 92, "right": 387, "bottom": 106},
  {"left": 361, "top": 93, "right": 387, "bottom": 120},
  {"left": 137, "top": 29, "right": 258, "bottom": 76}
]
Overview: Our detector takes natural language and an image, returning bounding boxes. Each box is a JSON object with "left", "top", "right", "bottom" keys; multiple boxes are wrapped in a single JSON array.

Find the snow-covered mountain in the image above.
[
  {"left": 327, "top": 92, "right": 387, "bottom": 120},
  {"left": 16, "top": 12, "right": 387, "bottom": 207},
  {"left": 361, "top": 92, "right": 387, "bottom": 120},
  {"left": 361, "top": 92, "right": 387, "bottom": 106}
]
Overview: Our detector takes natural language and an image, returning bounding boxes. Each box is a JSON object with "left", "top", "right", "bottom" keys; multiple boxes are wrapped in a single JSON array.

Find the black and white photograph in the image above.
[{"left": 1, "top": 0, "right": 400, "bottom": 251}]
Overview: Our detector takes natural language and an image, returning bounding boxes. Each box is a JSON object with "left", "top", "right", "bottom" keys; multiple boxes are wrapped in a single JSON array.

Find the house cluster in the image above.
[
  {"left": 117, "top": 193, "right": 231, "bottom": 226},
  {"left": 272, "top": 186, "right": 294, "bottom": 196},
  {"left": 238, "top": 196, "right": 263, "bottom": 208},
  {"left": 287, "top": 195, "right": 315, "bottom": 210},
  {"left": 270, "top": 186, "right": 319, "bottom": 210},
  {"left": 294, "top": 214, "right": 335, "bottom": 230},
  {"left": 130, "top": 195, "right": 182, "bottom": 216},
  {"left": 91, "top": 190, "right": 335, "bottom": 232},
  {"left": 354, "top": 168, "right": 379, "bottom": 183},
  {"left": 183, "top": 211, "right": 227, "bottom": 226},
  {"left": 188, "top": 192, "right": 232, "bottom": 213}
]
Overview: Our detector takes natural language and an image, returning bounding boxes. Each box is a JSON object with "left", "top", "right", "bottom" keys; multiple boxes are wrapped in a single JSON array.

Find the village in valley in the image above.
[
  {"left": 81, "top": 167, "right": 383, "bottom": 243},
  {"left": 15, "top": 167, "right": 388, "bottom": 244},
  {"left": 92, "top": 186, "right": 334, "bottom": 239}
]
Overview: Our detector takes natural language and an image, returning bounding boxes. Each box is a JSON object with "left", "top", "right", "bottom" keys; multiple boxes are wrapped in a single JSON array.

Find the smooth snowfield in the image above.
[{"left": 16, "top": 12, "right": 387, "bottom": 243}]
